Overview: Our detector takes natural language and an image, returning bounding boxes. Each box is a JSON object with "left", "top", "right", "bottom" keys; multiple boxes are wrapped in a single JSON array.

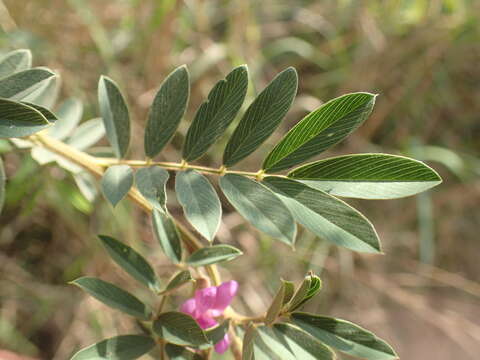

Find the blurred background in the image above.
[{"left": 0, "top": 0, "right": 479, "bottom": 359}]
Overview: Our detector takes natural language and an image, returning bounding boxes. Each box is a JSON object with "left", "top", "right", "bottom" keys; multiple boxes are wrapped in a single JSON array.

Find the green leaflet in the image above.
[
  {"left": 0, "top": 67, "right": 56, "bottom": 100},
  {"left": 0, "top": 156, "right": 5, "bottom": 215},
  {"left": 289, "top": 153, "right": 442, "bottom": 199},
  {"left": 186, "top": 244, "right": 243, "bottom": 267},
  {"left": 21, "top": 75, "right": 60, "bottom": 108},
  {"left": 70, "top": 335, "right": 156, "bottom": 360},
  {"left": 220, "top": 174, "right": 296, "bottom": 246},
  {"left": 175, "top": 170, "right": 221, "bottom": 241},
  {"left": 101, "top": 165, "right": 134, "bottom": 207},
  {"left": 165, "top": 343, "right": 203, "bottom": 360},
  {"left": 160, "top": 270, "right": 193, "bottom": 294},
  {"left": 242, "top": 324, "right": 257, "bottom": 360},
  {"left": 265, "top": 281, "right": 287, "bottom": 325},
  {"left": 71, "top": 277, "right": 152, "bottom": 320},
  {"left": 144, "top": 65, "right": 189, "bottom": 158},
  {"left": 287, "top": 274, "right": 322, "bottom": 312},
  {"left": 263, "top": 92, "right": 376, "bottom": 173},
  {"left": 152, "top": 209, "right": 183, "bottom": 264},
  {"left": 67, "top": 118, "right": 105, "bottom": 150},
  {"left": 98, "top": 235, "right": 160, "bottom": 292},
  {"left": 135, "top": 166, "right": 169, "bottom": 212},
  {"left": 0, "top": 98, "right": 53, "bottom": 138},
  {"left": 263, "top": 176, "right": 381, "bottom": 253},
  {"left": 182, "top": 65, "right": 248, "bottom": 161},
  {"left": 153, "top": 312, "right": 209, "bottom": 347},
  {"left": 98, "top": 76, "right": 130, "bottom": 158},
  {"left": 0, "top": 49, "right": 32, "bottom": 79},
  {"left": 47, "top": 98, "right": 83, "bottom": 140},
  {"left": 223, "top": 67, "right": 298, "bottom": 167},
  {"left": 272, "top": 323, "right": 335, "bottom": 360},
  {"left": 292, "top": 312, "right": 398, "bottom": 359}
]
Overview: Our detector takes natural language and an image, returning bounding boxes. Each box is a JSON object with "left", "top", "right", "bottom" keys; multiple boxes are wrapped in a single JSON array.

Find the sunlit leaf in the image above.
[
  {"left": 98, "top": 235, "right": 160, "bottom": 292},
  {"left": 21, "top": 75, "right": 60, "bottom": 108},
  {"left": 273, "top": 323, "right": 335, "bottom": 360},
  {"left": 264, "top": 176, "right": 380, "bottom": 253},
  {"left": 101, "top": 165, "right": 134, "bottom": 207},
  {"left": 71, "top": 277, "right": 152, "bottom": 320},
  {"left": 263, "top": 92, "right": 376, "bottom": 172},
  {"left": 183, "top": 65, "right": 248, "bottom": 161},
  {"left": 223, "top": 67, "right": 298, "bottom": 166},
  {"left": 287, "top": 273, "right": 322, "bottom": 312},
  {"left": 220, "top": 174, "right": 296, "bottom": 246},
  {"left": 0, "top": 49, "right": 32, "bottom": 79},
  {"left": 67, "top": 117, "right": 105, "bottom": 150},
  {"left": 0, "top": 67, "right": 55, "bottom": 100},
  {"left": 186, "top": 244, "right": 243, "bottom": 267},
  {"left": 48, "top": 98, "right": 83, "bottom": 140},
  {"left": 0, "top": 98, "right": 52, "bottom": 138},
  {"left": 98, "top": 76, "right": 130, "bottom": 158},
  {"left": 289, "top": 153, "right": 442, "bottom": 199},
  {"left": 175, "top": 170, "right": 221, "bottom": 241},
  {"left": 70, "top": 335, "right": 156, "bottom": 360},
  {"left": 292, "top": 312, "right": 398, "bottom": 359},
  {"left": 144, "top": 65, "right": 189, "bottom": 158},
  {"left": 135, "top": 166, "right": 169, "bottom": 212},
  {"left": 152, "top": 209, "right": 182, "bottom": 264},
  {"left": 153, "top": 312, "right": 209, "bottom": 346}
]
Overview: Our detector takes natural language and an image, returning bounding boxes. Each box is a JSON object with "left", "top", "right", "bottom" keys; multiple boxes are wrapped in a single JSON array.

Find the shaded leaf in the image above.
[
  {"left": 67, "top": 117, "right": 105, "bottom": 150},
  {"left": 153, "top": 311, "right": 209, "bottom": 346},
  {"left": 242, "top": 324, "right": 257, "bottom": 360},
  {"left": 48, "top": 98, "right": 83, "bottom": 140},
  {"left": 71, "top": 277, "right": 152, "bottom": 320},
  {"left": 101, "top": 165, "right": 134, "bottom": 207},
  {"left": 70, "top": 335, "right": 156, "bottom": 360},
  {"left": 135, "top": 166, "right": 169, "bottom": 211},
  {"left": 152, "top": 209, "right": 182, "bottom": 264},
  {"left": 0, "top": 49, "right": 32, "bottom": 78},
  {"left": 165, "top": 343, "right": 203, "bottom": 360},
  {"left": 161, "top": 270, "right": 193, "bottom": 294},
  {"left": 98, "top": 235, "right": 160, "bottom": 292},
  {"left": 289, "top": 153, "right": 442, "bottom": 199},
  {"left": 186, "top": 244, "right": 243, "bottom": 267},
  {"left": 206, "top": 320, "right": 230, "bottom": 344},
  {"left": 0, "top": 67, "right": 56, "bottom": 100},
  {"left": 265, "top": 281, "right": 287, "bottom": 325},
  {"left": 98, "top": 76, "right": 130, "bottom": 158},
  {"left": 22, "top": 102, "right": 57, "bottom": 123},
  {"left": 282, "top": 281, "right": 295, "bottom": 307},
  {"left": 175, "top": 170, "right": 221, "bottom": 241},
  {"left": 183, "top": 65, "right": 248, "bottom": 161},
  {"left": 0, "top": 98, "right": 52, "bottom": 138},
  {"left": 292, "top": 312, "right": 398, "bottom": 359},
  {"left": 144, "top": 65, "right": 189, "bottom": 158},
  {"left": 0, "top": 156, "right": 5, "bottom": 214},
  {"left": 223, "top": 67, "right": 298, "bottom": 167},
  {"left": 263, "top": 92, "right": 376, "bottom": 173},
  {"left": 21, "top": 75, "right": 60, "bottom": 108},
  {"left": 264, "top": 176, "right": 380, "bottom": 253},
  {"left": 273, "top": 323, "right": 335, "bottom": 360},
  {"left": 220, "top": 174, "right": 296, "bottom": 246}
]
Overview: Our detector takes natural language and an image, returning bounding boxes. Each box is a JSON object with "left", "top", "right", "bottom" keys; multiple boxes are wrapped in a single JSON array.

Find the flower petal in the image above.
[
  {"left": 214, "top": 334, "right": 230, "bottom": 354},
  {"left": 195, "top": 286, "right": 217, "bottom": 313},
  {"left": 212, "top": 280, "right": 238, "bottom": 314},
  {"left": 197, "top": 314, "right": 218, "bottom": 329},
  {"left": 180, "top": 298, "right": 197, "bottom": 317}
]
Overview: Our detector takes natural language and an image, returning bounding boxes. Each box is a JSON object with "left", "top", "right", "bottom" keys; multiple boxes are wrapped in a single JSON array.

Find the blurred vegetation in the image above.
[{"left": 0, "top": 0, "right": 479, "bottom": 359}]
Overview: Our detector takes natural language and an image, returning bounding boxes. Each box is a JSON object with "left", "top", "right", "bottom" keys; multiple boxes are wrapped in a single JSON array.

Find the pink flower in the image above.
[{"left": 180, "top": 280, "right": 238, "bottom": 354}]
